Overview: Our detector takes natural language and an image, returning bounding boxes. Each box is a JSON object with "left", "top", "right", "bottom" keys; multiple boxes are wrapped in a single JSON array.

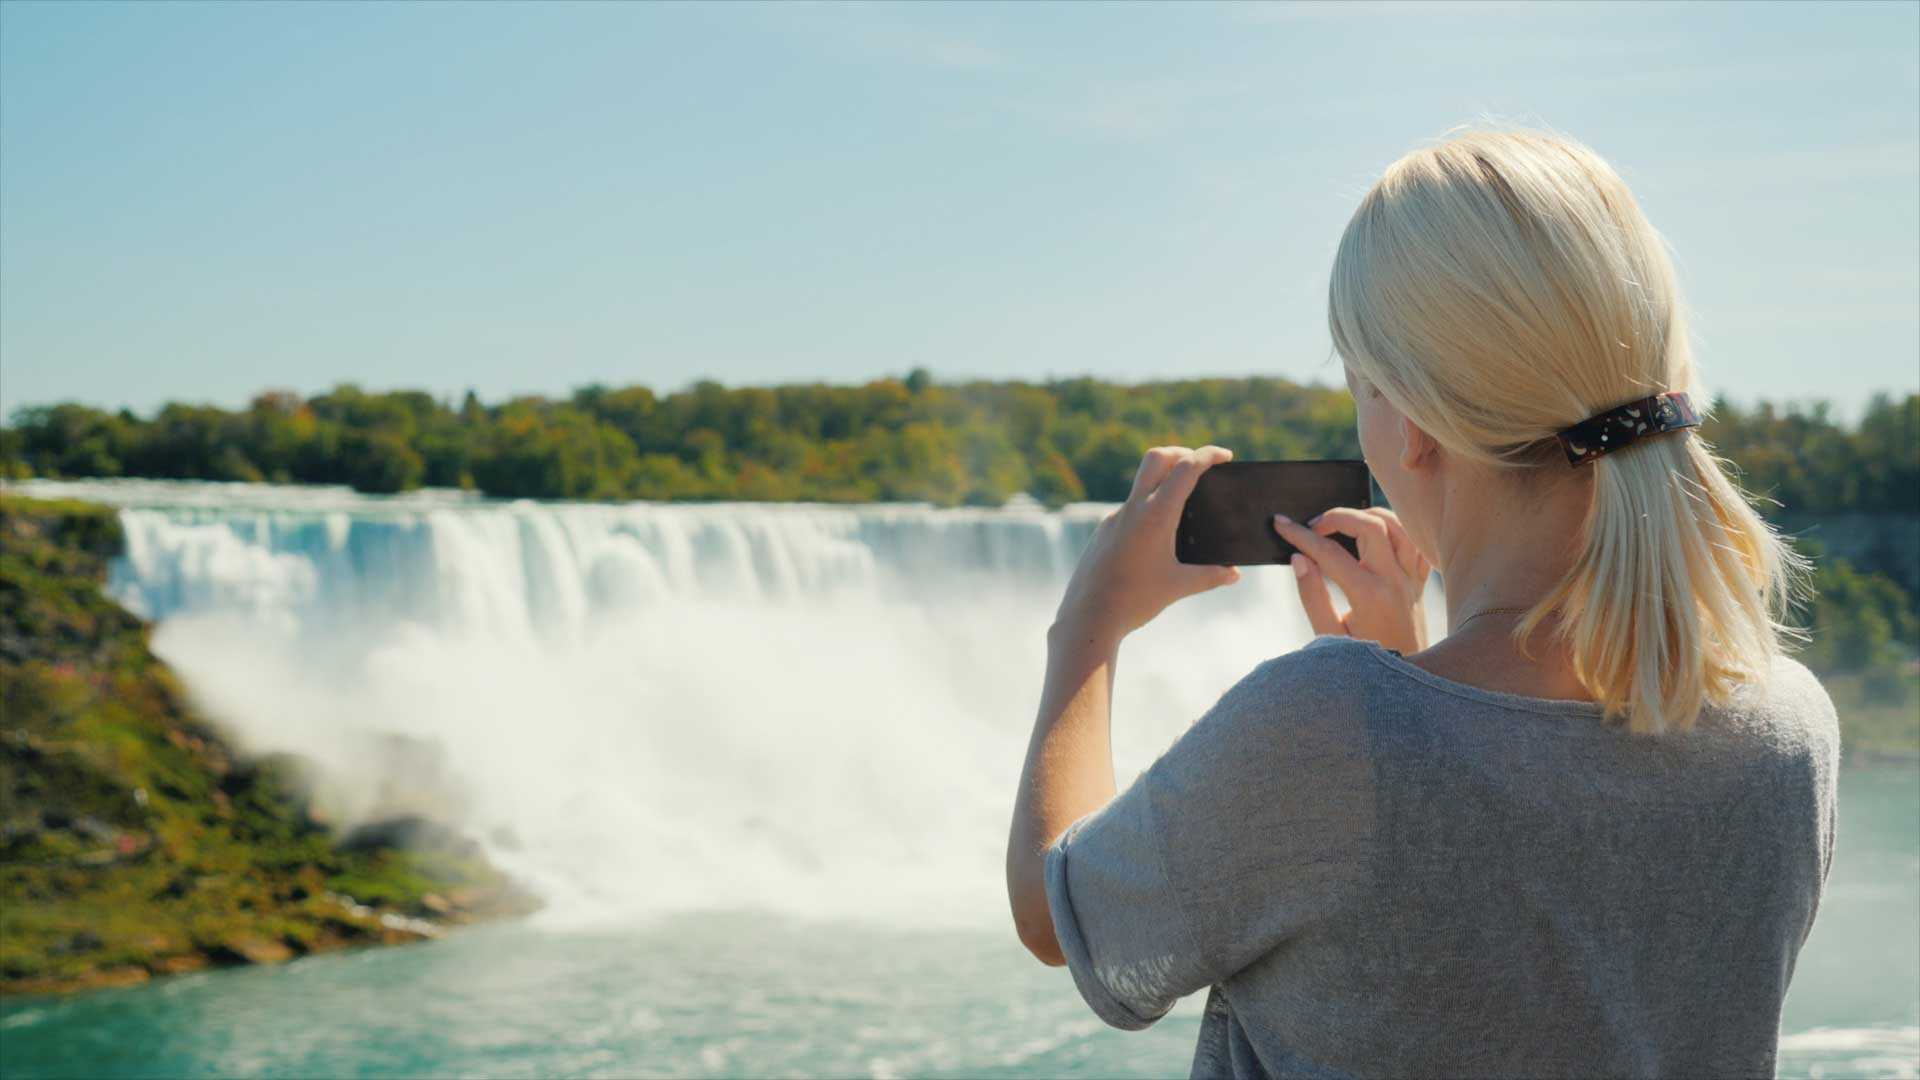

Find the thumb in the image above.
[
  {"left": 1183, "top": 563, "right": 1242, "bottom": 595},
  {"left": 1291, "top": 554, "right": 1343, "bottom": 636}
]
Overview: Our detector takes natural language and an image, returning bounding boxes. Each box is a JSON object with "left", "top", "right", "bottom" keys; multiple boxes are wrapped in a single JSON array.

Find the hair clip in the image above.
[{"left": 1555, "top": 392, "right": 1700, "bottom": 466}]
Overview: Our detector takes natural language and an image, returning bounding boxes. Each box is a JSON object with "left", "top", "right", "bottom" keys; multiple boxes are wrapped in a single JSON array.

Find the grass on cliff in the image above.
[{"left": 0, "top": 495, "right": 526, "bottom": 993}]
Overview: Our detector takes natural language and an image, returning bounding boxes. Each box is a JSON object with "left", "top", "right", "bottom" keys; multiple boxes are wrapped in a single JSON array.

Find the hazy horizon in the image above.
[{"left": 3, "top": 1, "right": 1916, "bottom": 420}]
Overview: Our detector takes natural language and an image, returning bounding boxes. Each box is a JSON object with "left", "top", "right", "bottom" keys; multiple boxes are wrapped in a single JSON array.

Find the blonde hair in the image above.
[{"left": 1328, "top": 122, "right": 1807, "bottom": 734}]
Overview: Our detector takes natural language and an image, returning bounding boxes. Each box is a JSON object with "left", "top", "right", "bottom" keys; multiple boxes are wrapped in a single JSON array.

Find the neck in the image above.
[{"left": 1431, "top": 467, "right": 1589, "bottom": 635}]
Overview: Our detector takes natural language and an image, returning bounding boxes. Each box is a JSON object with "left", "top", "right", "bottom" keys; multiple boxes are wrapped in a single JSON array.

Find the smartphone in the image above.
[{"left": 1175, "top": 460, "right": 1372, "bottom": 566}]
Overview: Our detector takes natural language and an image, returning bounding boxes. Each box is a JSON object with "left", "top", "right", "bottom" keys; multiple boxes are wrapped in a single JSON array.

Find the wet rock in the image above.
[
  {"left": 151, "top": 954, "right": 209, "bottom": 976},
  {"left": 54, "top": 931, "right": 103, "bottom": 955},
  {"left": 85, "top": 966, "right": 150, "bottom": 990},
  {"left": 0, "top": 818, "right": 47, "bottom": 856},
  {"left": 71, "top": 816, "right": 116, "bottom": 841},
  {"left": 211, "top": 935, "right": 294, "bottom": 966},
  {"left": 376, "top": 911, "right": 440, "bottom": 943},
  {"left": 11, "top": 965, "right": 157, "bottom": 994},
  {"left": 341, "top": 815, "right": 480, "bottom": 859}
]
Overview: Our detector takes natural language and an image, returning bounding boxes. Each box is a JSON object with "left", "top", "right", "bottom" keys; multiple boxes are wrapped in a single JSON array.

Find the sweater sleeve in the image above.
[{"left": 1043, "top": 638, "right": 1377, "bottom": 1030}]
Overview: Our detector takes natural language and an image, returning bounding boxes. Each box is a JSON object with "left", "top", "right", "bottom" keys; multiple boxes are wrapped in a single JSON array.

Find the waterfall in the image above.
[{"left": 15, "top": 479, "right": 1426, "bottom": 930}]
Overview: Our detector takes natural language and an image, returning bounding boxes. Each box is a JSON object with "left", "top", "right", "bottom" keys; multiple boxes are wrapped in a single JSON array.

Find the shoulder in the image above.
[
  {"left": 1765, "top": 652, "right": 1841, "bottom": 750},
  {"left": 1164, "top": 636, "right": 1378, "bottom": 777},
  {"left": 1717, "top": 652, "right": 1841, "bottom": 774},
  {"left": 1765, "top": 651, "right": 1835, "bottom": 710},
  {"left": 1738, "top": 653, "right": 1838, "bottom": 736},
  {"left": 1222, "top": 634, "right": 1382, "bottom": 714}
]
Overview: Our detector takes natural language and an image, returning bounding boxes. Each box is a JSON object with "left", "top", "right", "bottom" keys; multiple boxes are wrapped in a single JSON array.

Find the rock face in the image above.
[
  {"left": 340, "top": 814, "right": 483, "bottom": 858},
  {"left": 0, "top": 496, "right": 539, "bottom": 996}
]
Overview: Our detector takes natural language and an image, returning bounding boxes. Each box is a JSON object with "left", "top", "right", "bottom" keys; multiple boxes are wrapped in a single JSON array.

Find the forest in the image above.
[{"left": 4, "top": 373, "right": 1915, "bottom": 516}]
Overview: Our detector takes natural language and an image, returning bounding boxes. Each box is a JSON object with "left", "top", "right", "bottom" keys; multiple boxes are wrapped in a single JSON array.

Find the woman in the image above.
[{"left": 1004, "top": 125, "right": 1839, "bottom": 1079}]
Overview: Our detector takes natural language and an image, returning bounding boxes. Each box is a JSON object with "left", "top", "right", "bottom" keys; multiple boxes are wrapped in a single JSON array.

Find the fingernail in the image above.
[
  {"left": 1273, "top": 513, "right": 1291, "bottom": 526},
  {"left": 1307, "top": 513, "right": 1323, "bottom": 526}
]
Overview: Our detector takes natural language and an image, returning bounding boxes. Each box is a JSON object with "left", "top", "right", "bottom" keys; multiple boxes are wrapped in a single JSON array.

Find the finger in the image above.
[
  {"left": 1290, "top": 554, "right": 1343, "bottom": 635},
  {"left": 1273, "top": 513, "right": 1368, "bottom": 594},
  {"left": 1127, "top": 447, "right": 1186, "bottom": 503},
  {"left": 1183, "top": 563, "right": 1242, "bottom": 594},
  {"left": 1366, "top": 507, "right": 1428, "bottom": 580},
  {"left": 1145, "top": 445, "right": 1232, "bottom": 517},
  {"left": 1310, "top": 507, "right": 1395, "bottom": 575}
]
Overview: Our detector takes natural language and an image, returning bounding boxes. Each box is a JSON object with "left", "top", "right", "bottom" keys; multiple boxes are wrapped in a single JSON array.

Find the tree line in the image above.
[{"left": 4, "top": 374, "right": 1915, "bottom": 517}]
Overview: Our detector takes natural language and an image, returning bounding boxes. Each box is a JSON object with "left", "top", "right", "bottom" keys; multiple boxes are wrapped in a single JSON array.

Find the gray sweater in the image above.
[{"left": 1044, "top": 635, "right": 1839, "bottom": 1079}]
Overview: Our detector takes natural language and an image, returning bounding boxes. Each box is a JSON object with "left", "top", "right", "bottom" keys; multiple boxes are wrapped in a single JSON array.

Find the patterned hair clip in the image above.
[{"left": 1555, "top": 391, "right": 1700, "bottom": 466}]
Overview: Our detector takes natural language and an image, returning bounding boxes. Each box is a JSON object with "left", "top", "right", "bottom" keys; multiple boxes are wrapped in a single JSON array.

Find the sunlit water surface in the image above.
[{"left": 2, "top": 481, "right": 1914, "bottom": 1078}]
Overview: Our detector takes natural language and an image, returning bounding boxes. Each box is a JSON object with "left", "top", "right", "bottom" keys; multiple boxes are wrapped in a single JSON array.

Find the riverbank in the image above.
[
  {"left": 0, "top": 496, "right": 536, "bottom": 996},
  {"left": 1824, "top": 669, "right": 1920, "bottom": 765}
]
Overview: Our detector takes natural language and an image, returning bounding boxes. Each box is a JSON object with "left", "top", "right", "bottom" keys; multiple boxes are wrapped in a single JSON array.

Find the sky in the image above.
[{"left": 1, "top": 0, "right": 1916, "bottom": 419}]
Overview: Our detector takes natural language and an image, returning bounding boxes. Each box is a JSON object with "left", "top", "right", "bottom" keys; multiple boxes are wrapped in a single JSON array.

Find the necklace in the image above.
[{"left": 1452, "top": 605, "right": 1535, "bottom": 633}]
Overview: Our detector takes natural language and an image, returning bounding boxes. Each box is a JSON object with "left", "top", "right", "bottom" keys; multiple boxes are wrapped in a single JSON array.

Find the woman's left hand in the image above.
[
  {"left": 1053, "top": 445, "right": 1243, "bottom": 641},
  {"left": 1273, "top": 506, "right": 1431, "bottom": 655}
]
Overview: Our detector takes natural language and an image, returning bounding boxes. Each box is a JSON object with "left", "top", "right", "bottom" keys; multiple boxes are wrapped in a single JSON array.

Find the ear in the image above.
[{"left": 1398, "top": 415, "right": 1440, "bottom": 473}]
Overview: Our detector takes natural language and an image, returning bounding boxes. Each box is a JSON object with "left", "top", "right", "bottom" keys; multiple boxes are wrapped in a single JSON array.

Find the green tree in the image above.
[
  {"left": 336, "top": 430, "right": 424, "bottom": 494},
  {"left": 1072, "top": 422, "right": 1148, "bottom": 502},
  {"left": 2, "top": 382, "right": 1912, "bottom": 532}
]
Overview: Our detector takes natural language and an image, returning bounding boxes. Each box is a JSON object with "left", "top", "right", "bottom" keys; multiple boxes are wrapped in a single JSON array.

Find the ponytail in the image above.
[
  {"left": 1520, "top": 429, "right": 1808, "bottom": 733},
  {"left": 1328, "top": 122, "right": 1808, "bottom": 732}
]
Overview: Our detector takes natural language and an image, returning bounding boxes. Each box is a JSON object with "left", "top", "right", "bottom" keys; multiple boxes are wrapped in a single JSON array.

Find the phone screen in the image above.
[{"left": 1175, "top": 460, "right": 1372, "bottom": 566}]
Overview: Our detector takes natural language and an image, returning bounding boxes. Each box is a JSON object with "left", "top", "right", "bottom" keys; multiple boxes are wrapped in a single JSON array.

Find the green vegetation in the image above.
[
  {"left": 0, "top": 376, "right": 1365, "bottom": 505},
  {"left": 1796, "top": 548, "right": 1920, "bottom": 678},
  {"left": 2, "top": 377, "right": 1913, "bottom": 518},
  {"left": 1791, "top": 541, "right": 1920, "bottom": 763},
  {"left": 0, "top": 496, "right": 535, "bottom": 995},
  {"left": 1705, "top": 394, "right": 1920, "bottom": 517}
]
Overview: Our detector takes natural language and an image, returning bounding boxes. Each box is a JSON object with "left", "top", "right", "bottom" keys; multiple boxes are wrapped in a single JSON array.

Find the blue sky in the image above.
[{"left": 2, "top": 0, "right": 1915, "bottom": 417}]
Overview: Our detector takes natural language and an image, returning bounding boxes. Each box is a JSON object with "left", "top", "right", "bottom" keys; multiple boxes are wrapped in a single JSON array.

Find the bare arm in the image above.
[
  {"left": 1005, "top": 617, "right": 1124, "bottom": 965},
  {"left": 1003, "top": 445, "right": 1239, "bottom": 966}
]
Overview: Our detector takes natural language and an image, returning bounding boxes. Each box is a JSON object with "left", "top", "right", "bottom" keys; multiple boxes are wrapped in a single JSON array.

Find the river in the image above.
[{"left": 3, "top": 479, "right": 1915, "bottom": 1078}]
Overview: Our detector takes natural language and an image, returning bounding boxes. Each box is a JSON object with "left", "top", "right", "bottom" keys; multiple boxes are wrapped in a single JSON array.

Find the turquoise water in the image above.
[{"left": 3, "top": 768, "right": 1914, "bottom": 1079}]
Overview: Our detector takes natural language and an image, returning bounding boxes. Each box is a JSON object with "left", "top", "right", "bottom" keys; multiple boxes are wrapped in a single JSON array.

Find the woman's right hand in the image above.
[{"left": 1273, "top": 507, "right": 1431, "bottom": 655}]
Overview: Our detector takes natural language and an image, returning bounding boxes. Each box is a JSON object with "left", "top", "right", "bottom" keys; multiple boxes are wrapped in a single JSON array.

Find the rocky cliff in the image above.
[{"left": 0, "top": 495, "right": 536, "bottom": 995}]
